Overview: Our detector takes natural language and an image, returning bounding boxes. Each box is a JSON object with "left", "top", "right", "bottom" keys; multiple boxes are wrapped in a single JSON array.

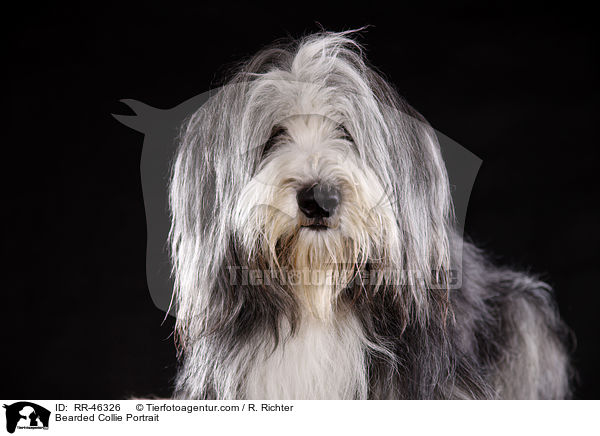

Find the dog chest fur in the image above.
[{"left": 244, "top": 311, "right": 368, "bottom": 400}]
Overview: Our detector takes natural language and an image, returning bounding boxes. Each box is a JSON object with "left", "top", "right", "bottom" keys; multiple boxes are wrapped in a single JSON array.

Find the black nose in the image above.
[{"left": 297, "top": 184, "right": 341, "bottom": 219}]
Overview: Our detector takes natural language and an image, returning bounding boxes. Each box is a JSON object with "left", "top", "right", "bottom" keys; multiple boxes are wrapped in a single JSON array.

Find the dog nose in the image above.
[{"left": 297, "top": 184, "right": 341, "bottom": 218}]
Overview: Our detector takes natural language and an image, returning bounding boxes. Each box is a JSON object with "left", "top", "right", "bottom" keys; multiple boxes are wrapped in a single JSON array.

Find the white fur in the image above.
[
  {"left": 234, "top": 113, "right": 400, "bottom": 320},
  {"left": 245, "top": 309, "right": 368, "bottom": 399}
]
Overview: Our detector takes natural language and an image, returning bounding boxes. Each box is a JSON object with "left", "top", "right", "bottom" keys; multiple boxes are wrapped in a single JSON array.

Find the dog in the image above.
[{"left": 168, "top": 31, "right": 571, "bottom": 399}]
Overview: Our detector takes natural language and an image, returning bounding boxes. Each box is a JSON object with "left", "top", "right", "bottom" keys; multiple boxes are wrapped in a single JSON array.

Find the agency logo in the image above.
[
  {"left": 3, "top": 402, "right": 50, "bottom": 433},
  {"left": 114, "top": 95, "right": 481, "bottom": 313}
]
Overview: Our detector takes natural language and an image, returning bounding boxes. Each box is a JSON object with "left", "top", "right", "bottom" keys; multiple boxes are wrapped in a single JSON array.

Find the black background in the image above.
[{"left": 4, "top": 3, "right": 597, "bottom": 399}]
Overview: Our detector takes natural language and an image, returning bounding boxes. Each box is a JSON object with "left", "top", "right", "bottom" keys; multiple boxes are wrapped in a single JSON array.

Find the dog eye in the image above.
[
  {"left": 339, "top": 125, "right": 354, "bottom": 143},
  {"left": 262, "top": 126, "right": 286, "bottom": 157}
]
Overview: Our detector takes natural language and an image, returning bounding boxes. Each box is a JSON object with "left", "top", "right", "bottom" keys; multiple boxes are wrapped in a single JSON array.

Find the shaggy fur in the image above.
[{"left": 169, "top": 31, "right": 571, "bottom": 399}]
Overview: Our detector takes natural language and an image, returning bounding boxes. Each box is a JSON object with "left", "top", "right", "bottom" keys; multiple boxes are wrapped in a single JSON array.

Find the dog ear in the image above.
[{"left": 354, "top": 73, "right": 454, "bottom": 312}]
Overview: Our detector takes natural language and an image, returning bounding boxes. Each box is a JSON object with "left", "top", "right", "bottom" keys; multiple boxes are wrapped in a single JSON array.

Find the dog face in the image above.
[
  {"left": 233, "top": 104, "right": 400, "bottom": 318},
  {"left": 170, "top": 32, "right": 453, "bottom": 325}
]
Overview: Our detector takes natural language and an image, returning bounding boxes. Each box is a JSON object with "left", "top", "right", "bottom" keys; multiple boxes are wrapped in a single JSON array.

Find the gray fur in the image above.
[{"left": 169, "top": 31, "right": 571, "bottom": 399}]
